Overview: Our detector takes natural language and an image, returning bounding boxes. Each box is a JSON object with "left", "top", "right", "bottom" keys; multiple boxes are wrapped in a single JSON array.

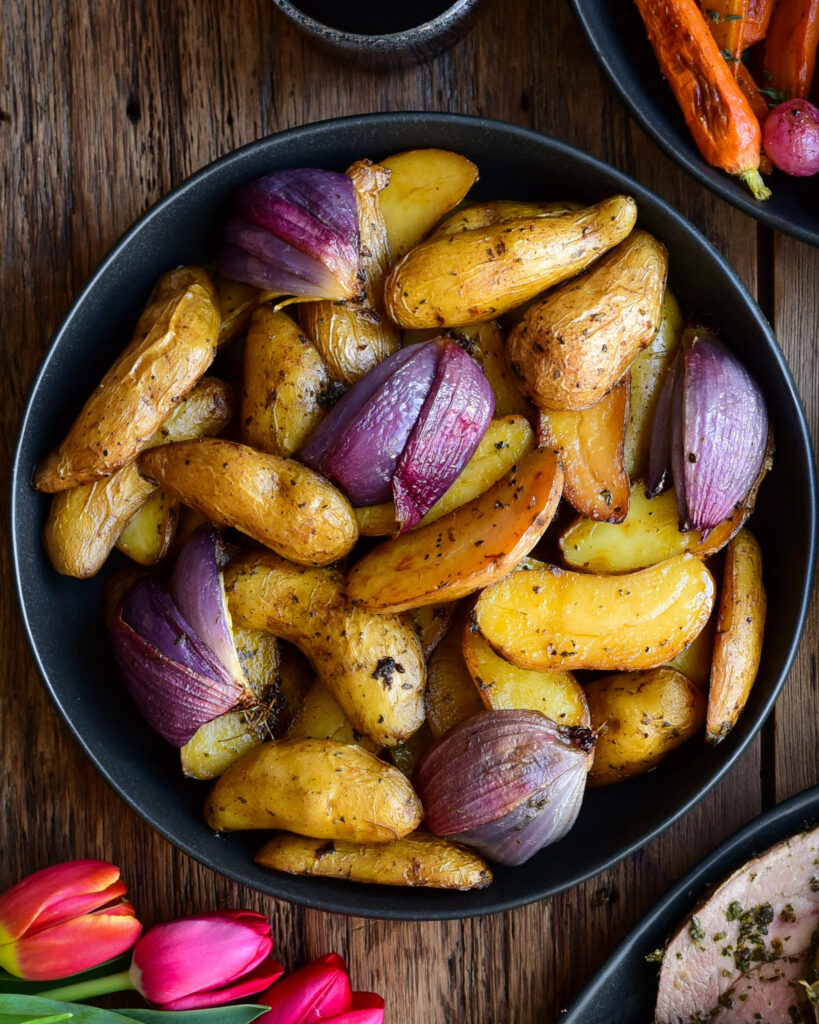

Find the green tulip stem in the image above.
[{"left": 36, "top": 969, "right": 135, "bottom": 1002}]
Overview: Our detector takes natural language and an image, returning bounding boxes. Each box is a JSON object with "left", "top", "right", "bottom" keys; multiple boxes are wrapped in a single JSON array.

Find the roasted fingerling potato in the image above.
[
  {"left": 431, "top": 200, "right": 584, "bottom": 237},
  {"left": 115, "top": 489, "right": 178, "bottom": 566}
]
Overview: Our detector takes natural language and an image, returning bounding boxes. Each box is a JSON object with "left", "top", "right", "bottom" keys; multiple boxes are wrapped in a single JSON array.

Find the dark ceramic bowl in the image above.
[
  {"left": 271, "top": 0, "right": 484, "bottom": 71},
  {"left": 11, "top": 113, "right": 817, "bottom": 920},
  {"left": 570, "top": 0, "right": 819, "bottom": 247},
  {"left": 561, "top": 784, "right": 819, "bottom": 1024}
]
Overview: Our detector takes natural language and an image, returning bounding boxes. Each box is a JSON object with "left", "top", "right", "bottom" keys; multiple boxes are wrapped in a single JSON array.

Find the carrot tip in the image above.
[{"left": 739, "top": 169, "right": 772, "bottom": 201}]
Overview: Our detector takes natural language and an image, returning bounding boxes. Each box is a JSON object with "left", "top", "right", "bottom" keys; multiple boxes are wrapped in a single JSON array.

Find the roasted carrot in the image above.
[
  {"left": 634, "top": 0, "right": 771, "bottom": 199},
  {"left": 744, "top": 0, "right": 775, "bottom": 46},
  {"left": 763, "top": 0, "right": 819, "bottom": 99},
  {"left": 700, "top": 0, "right": 747, "bottom": 73},
  {"left": 736, "top": 61, "right": 771, "bottom": 123}
]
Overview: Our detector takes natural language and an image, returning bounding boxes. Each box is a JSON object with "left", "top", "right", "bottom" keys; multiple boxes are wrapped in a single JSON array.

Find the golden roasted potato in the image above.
[
  {"left": 707, "top": 530, "right": 766, "bottom": 745},
  {"left": 181, "top": 709, "right": 272, "bottom": 781},
  {"left": 462, "top": 624, "right": 590, "bottom": 727},
  {"left": 287, "top": 681, "right": 380, "bottom": 754},
  {"left": 354, "top": 415, "right": 535, "bottom": 537},
  {"left": 378, "top": 149, "right": 479, "bottom": 263},
  {"left": 666, "top": 607, "right": 718, "bottom": 688},
  {"left": 445, "top": 322, "right": 530, "bottom": 416},
  {"left": 431, "top": 200, "right": 583, "bottom": 237},
  {"left": 137, "top": 438, "right": 358, "bottom": 566},
  {"left": 215, "top": 276, "right": 275, "bottom": 347},
  {"left": 506, "top": 230, "right": 668, "bottom": 411},
  {"left": 241, "top": 307, "right": 330, "bottom": 457},
  {"left": 537, "top": 377, "right": 630, "bottom": 523},
  {"left": 204, "top": 739, "right": 423, "bottom": 842},
  {"left": 406, "top": 603, "right": 456, "bottom": 658},
  {"left": 623, "top": 290, "right": 682, "bottom": 479},
  {"left": 300, "top": 160, "right": 399, "bottom": 384},
  {"left": 35, "top": 267, "right": 221, "bottom": 492},
  {"left": 473, "top": 554, "right": 716, "bottom": 672},
  {"left": 225, "top": 551, "right": 425, "bottom": 747},
  {"left": 426, "top": 614, "right": 485, "bottom": 740},
  {"left": 347, "top": 447, "right": 563, "bottom": 613},
  {"left": 559, "top": 481, "right": 750, "bottom": 574},
  {"left": 44, "top": 377, "right": 233, "bottom": 578},
  {"left": 384, "top": 196, "right": 637, "bottom": 329},
  {"left": 585, "top": 668, "right": 706, "bottom": 785},
  {"left": 276, "top": 642, "right": 315, "bottom": 719},
  {"left": 115, "top": 489, "right": 178, "bottom": 566},
  {"left": 233, "top": 626, "right": 281, "bottom": 701},
  {"left": 256, "top": 831, "right": 492, "bottom": 890},
  {"left": 389, "top": 722, "right": 434, "bottom": 777}
]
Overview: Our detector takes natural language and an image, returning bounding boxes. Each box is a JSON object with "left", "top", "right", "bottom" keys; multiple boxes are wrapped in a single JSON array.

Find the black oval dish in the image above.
[
  {"left": 10, "top": 113, "right": 817, "bottom": 920},
  {"left": 561, "top": 784, "right": 819, "bottom": 1023},
  {"left": 570, "top": 0, "right": 819, "bottom": 247}
]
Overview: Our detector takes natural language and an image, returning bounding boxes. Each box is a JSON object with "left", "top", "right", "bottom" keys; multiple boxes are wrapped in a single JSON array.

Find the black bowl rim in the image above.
[
  {"left": 10, "top": 111, "right": 818, "bottom": 919},
  {"left": 271, "top": 0, "right": 478, "bottom": 45},
  {"left": 561, "top": 783, "right": 819, "bottom": 1022},
  {"left": 568, "top": 0, "right": 819, "bottom": 248}
]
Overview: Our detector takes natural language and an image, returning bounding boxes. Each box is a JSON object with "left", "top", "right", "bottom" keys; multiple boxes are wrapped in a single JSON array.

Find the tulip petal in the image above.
[
  {"left": 257, "top": 952, "right": 352, "bottom": 1023},
  {"left": 158, "top": 958, "right": 284, "bottom": 1010},
  {"left": 0, "top": 903, "right": 142, "bottom": 980},
  {"left": 0, "top": 861, "right": 124, "bottom": 941},
  {"left": 332, "top": 992, "right": 386, "bottom": 1024}
]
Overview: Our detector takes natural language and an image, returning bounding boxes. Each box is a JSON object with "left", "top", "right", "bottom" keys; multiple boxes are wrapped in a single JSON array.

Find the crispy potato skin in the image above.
[
  {"left": 446, "top": 322, "right": 531, "bottom": 416},
  {"left": 347, "top": 447, "right": 563, "bottom": 613},
  {"left": 538, "top": 377, "right": 630, "bottom": 523},
  {"left": 586, "top": 668, "right": 705, "bottom": 785},
  {"left": 384, "top": 196, "right": 638, "bottom": 329},
  {"left": 215, "top": 276, "right": 276, "bottom": 347},
  {"left": 35, "top": 267, "right": 221, "bottom": 491},
  {"left": 431, "top": 200, "right": 583, "bottom": 237},
  {"left": 667, "top": 607, "right": 717, "bottom": 688},
  {"left": 115, "top": 488, "right": 178, "bottom": 565},
  {"left": 474, "top": 554, "right": 716, "bottom": 672},
  {"left": 137, "top": 437, "right": 358, "bottom": 566},
  {"left": 559, "top": 481, "right": 750, "bottom": 574},
  {"left": 224, "top": 551, "right": 426, "bottom": 746},
  {"left": 204, "top": 739, "right": 423, "bottom": 842},
  {"left": 287, "top": 681, "right": 381, "bottom": 754},
  {"left": 462, "top": 623, "right": 590, "bottom": 727},
  {"left": 623, "top": 290, "right": 682, "bottom": 479},
  {"left": 300, "top": 160, "right": 399, "bottom": 384},
  {"left": 425, "top": 614, "right": 484, "bottom": 740},
  {"left": 707, "top": 530, "right": 766, "bottom": 745},
  {"left": 406, "top": 603, "right": 456, "bottom": 658},
  {"left": 255, "top": 830, "right": 492, "bottom": 890},
  {"left": 241, "top": 307, "right": 330, "bottom": 457},
  {"left": 44, "top": 377, "right": 233, "bottom": 578},
  {"left": 378, "top": 149, "right": 479, "bottom": 263},
  {"left": 506, "top": 230, "right": 668, "bottom": 411}
]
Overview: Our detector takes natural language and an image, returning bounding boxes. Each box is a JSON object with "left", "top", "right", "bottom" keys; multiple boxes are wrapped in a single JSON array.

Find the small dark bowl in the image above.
[
  {"left": 271, "top": 0, "right": 484, "bottom": 71},
  {"left": 561, "top": 784, "right": 819, "bottom": 1024},
  {"left": 11, "top": 113, "right": 817, "bottom": 920},
  {"left": 570, "top": 0, "right": 819, "bottom": 247}
]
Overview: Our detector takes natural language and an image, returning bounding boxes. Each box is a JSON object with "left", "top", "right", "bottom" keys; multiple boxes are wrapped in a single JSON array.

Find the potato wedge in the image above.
[
  {"left": 390, "top": 722, "right": 435, "bottom": 777},
  {"left": 431, "top": 200, "right": 583, "bottom": 237},
  {"left": 241, "top": 307, "right": 330, "bottom": 457},
  {"left": 300, "top": 160, "right": 399, "bottom": 384},
  {"left": 586, "top": 668, "right": 706, "bottom": 785},
  {"left": 115, "top": 489, "right": 178, "bottom": 566},
  {"left": 255, "top": 830, "right": 492, "bottom": 890},
  {"left": 462, "top": 625, "right": 590, "bottom": 727},
  {"left": 384, "top": 195, "right": 637, "bottom": 329},
  {"left": 406, "top": 603, "right": 456, "bottom": 658},
  {"left": 137, "top": 438, "right": 358, "bottom": 566},
  {"left": 35, "top": 267, "right": 221, "bottom": 491},
  {"left": 446, "top": 322, "right": 530, "bottom": 416},
  {"left": 276, "top": 642, "right": 315, "bottom": 719},
  {"left": 426, "top": 614, "right": 484, "bottom": 740},
  {"left": 354, "top": 414, "right": 535, "bottom": 538},
  {"left": 666, "top": 606, "right": 717, "bottom": 688},
  {"left": 347, "top": 447, "right": 563, "bottom": 613},
  {"left": 216, "top": 276, "right": 276, "bottom": 347},
  {"left": 181, "top": 709, "right": 273, "bottom": 781},
  {"left": 204, "top": 739, "right": 423, "bottom": 842},
  {"left": 506, "top": 230, "right": 668, "bottom": 411},
  {"left": 559, "top": 481, "right": 752, "bottom": 574},
  {"left": 537, "top": 377, "right": 630, "bottom": 523},
  {"left": 224, "top": 551, "right": 425, "bottom": 746},
  {"left": 44, "top": 377, "right": 233, "bottom": 578},
  {"left": 378, "top": 149, "right": 479, "bottom": 263},
  {"left": 287, "top": 681, "right": 381, "bottom": 754},
  {"left": 707, "top": 530, "right": 766, "bottom": 745},
  {"left": 623, "top": 290, "right": 682, "bottom": 479},
  {"left": 473, "top": 554, "right": 716, "bottom": 672}
]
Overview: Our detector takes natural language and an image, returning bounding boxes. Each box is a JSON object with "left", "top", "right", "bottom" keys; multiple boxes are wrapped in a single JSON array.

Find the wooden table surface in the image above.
[{"left": 2, "top": 1, "right": 818, "bottom": 1021}]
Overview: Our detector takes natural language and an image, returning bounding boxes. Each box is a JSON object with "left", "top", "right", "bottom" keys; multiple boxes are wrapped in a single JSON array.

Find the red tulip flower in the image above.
[
  {"left": 0, "top": 859, "right": 142, "bottom": 980},
  {"left": 258, "top": 953, "right": 385, "bottom": 1024},
  {"left": 129, "top": 910, "right": 284, "bottom": 1009}
]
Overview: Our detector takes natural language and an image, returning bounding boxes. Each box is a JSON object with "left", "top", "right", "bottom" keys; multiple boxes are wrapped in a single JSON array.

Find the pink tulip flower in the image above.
[
  {"left": 258, "top": 952, "right": 385, "bottom": 1024},
  {"left": 0, "top": 859, "right": 142, "bottom": 980},
  {"left": 129, "top": 909, "right": 283, "bottom": 1009}
]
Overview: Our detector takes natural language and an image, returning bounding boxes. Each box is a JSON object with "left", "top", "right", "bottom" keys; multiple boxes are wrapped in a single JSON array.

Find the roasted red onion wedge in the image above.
[
  {"left": 415, "top": 710, "right": 594, "bottom": 866},
  {"left": 393, "top": 341, "right": 495, "bottom": 531},
  {"left": 170, "top": 523, "right": 249, "bottom": 693},
  {"left": 218, "top": 245, "right": 324, "bottom": 298}
]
